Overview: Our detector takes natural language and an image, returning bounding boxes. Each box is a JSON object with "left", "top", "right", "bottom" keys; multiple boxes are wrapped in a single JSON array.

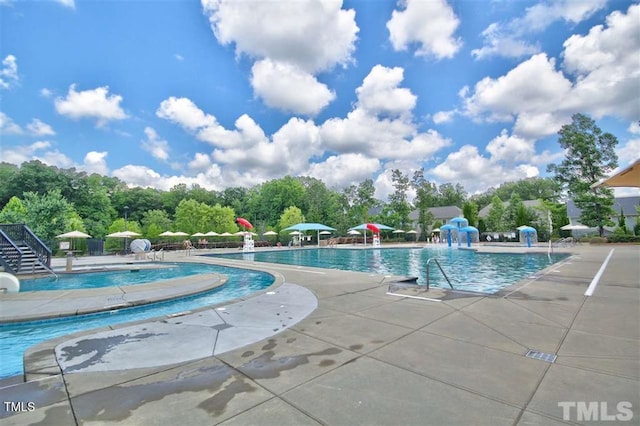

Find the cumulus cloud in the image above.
[
  {"left": 0, "top": 55, "right": 18, "bottom": 89},
  {"left": 432, "top": 110, "right": 456, "bottom": 124},
  {"left": 0, "top": 112, "right": 23, "bottom": 134},
  {"left": 306, "top": 153, "right": 381, "bottom": 189},
  {"left": 141, "top": 127, "right": 170, "bottom": 162},
  {"left": 55, "top": 84, "right": 128, "bottom": 126},
  {"left": 201, "top": 0, "right": 358, "bottom": 114},
  {"left": 485, "top": 129, "right": 535, "bottom": 163},
  {"left": 83, "top": 151, "right": 109, "bottom": 175},
  {"left": 463, "top": 5, "right": 640, "bottom": 139},
  {"left": 320, "top": 65, "right": 451, "bottom": 160},
  {"left": 26, "top": 119, "right": 55, "bottom": 136},
  {"left": 250, "top": 59, "right": 335, "bottom": 115},
  {"left": 473, "top": 0, "right": 608, "bottom": 60},
  {"left": 112, "top": 164, "right": 224, "bottom": 191},
  {"left": 188, "top": 153, "right": 212, "bottom": 172},
  {"left": 432, "top": 145, "right": 539, "bottom": 194},
  {"left": 387, "top": 0, "right": 462, "bottom": 59}
]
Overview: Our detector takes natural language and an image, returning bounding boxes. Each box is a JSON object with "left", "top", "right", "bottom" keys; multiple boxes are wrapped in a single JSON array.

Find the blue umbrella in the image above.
[
  {"left": 459, "top": 226, "right": 479, "bottom": 247},
  {"left": 440, "top": 224, "right": 457, "bottom": 247},
  {"left": 518, "top": 226, "right": 537, "bottom": 248},
  {"left": 449, "top": 217, "right": 468, "bottom": 246}
]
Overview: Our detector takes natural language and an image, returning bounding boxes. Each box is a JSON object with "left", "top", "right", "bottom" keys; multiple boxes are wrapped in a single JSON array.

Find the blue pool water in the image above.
[
  {"left": 0, "top": 263, "right": 274, "bottom": 379},
  {"left": 20, "top": 263, "right": 217, "bottom": 292},
  {"left": 211, "top": 247, "right": 569, "bottom": 294}
]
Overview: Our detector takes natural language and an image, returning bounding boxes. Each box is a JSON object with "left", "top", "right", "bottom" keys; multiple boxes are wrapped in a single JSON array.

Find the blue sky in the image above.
[{"left": 1, "top": 0, "right": 639, "bottom": 199}]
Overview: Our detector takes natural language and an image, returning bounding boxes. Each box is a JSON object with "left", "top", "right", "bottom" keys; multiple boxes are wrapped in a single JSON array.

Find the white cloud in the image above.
[
  {"left": 0, "top": 112, "right": 23, "bottom": 134},
  {"left": 432, "top": 110, "right": 455, "bottom": 124},
  {"left": 356, "top": 65, "right": 416, "bottom": 118},
  {"left": 202, "top": 0, "right": 357, "bottom": 114},
  {"left": 141, "top": 127, "right": 170, "bottom": 161},
  {"left": 82, "top": 151, "right": 109, "bottom": 175},
  {"left": 471, "top": 23, "right": 540, "bottom": 60},
  {"left": 250, "top": 59, "right": 335, "bottom": 115},
  {"left": 157, "top": 96, "right": 216, "bottom": 131},
  {"left": 55, "top": 0, "right": 75, "bottom": 8},
  {"left": 0, "top": 55, "right": 18, "bottom": 89},
  {"left": 112, "top": 164, "right": 224, "bottom": 191},
  {"left": 617, "top": 138, "right": 640, "bottom": 165},
  {"left": 473, "top": 0, "right": 608, "bottom": 60},
  {"left": 26, "top": 119, "right": 55, "bottom": 136},
  {"left": 561, "top": 4, "right": 640, "bottom": 121},
  {"left": 174, "top": 54, "right": 184, "bottom": 61},
  {"left": 465, "top": 5, "right": 640, "bottom": 137},
  {"left": 431, "top": 145, "right": 539, "bottom": 194},
  {"left": 321, "top": 65, "right": 451, "bottom": 160},
  {"left": 628, "top": 121, "right": 640, "bottom": 135},
  {"left": 306, "top": 153, "right": 381, "bottom": 189},
  {"left": 486, "top": 129, "right": 535, "bottom": 163},
  {"left": 188, "top": 153, "right": 212, "bottom": 171},
  {"left": 462, "top": 53, "right": 573, "bottom": 138},
  {"left": 1, "top": 141, "right": 51, "bottom": 165},
  {"left": 40, "top": 88, "right": 53, "bottom": 98},
  {"left": 387, "top": 0, "right": 462, "bottom": 59},
  {"left": 55, "top": 84, "right": 128, "bottom": 126}
]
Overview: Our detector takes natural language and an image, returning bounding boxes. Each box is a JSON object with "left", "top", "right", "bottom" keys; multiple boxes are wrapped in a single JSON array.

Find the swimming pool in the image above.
[
  {"left": 0, "top": 264, "right": 274, "bottom": 379},
  {"left": 19, "top": 263, "right": 206, "bottom": 292},
  {"left": 210, "top": 247, "right": 570, "bottom": 294}
]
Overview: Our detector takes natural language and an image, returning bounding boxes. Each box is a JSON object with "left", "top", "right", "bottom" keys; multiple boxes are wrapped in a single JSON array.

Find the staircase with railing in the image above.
[{"left": 0, "top": 224, "right": 53, "bottom": 276}]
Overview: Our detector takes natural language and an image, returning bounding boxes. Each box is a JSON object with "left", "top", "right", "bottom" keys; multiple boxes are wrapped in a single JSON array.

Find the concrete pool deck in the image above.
[{"left": 0, "top": 244, "right": 638, "bottom": 425}]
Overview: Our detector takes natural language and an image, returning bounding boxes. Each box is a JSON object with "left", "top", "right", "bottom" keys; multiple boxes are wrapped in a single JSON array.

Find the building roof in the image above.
[
  {"left": 408, "top": 206, "right": 462, "bottom": 221},
  {"left": 567, "top": 196, "right": 640, "bottom": 218},
  {"left": 478, "top": 200, "right": 542, "bottom": 218}
]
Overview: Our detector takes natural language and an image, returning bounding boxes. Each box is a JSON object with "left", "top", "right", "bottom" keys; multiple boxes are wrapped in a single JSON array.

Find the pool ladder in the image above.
[{"left": 425, "top": 258, "right": 454, "bottom": 291}]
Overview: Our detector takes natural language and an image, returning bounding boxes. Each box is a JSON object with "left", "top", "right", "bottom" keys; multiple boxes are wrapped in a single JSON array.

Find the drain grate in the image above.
[{"left": 525, "top": 350, "right": 557, "bottom": 363}]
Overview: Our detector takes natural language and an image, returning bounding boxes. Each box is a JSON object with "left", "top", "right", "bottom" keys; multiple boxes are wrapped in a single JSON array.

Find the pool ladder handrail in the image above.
[{"left": 425, "top": 257, "right": 454, "bottom": 291}]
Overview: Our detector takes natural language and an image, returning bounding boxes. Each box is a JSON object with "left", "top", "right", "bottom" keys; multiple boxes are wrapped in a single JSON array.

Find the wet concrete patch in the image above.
[
  {"left": 70, "top": 358, "right": 271, "bottom": 424},
  {"left": 0, "top": 375, "right": 68, "bottom": 419}
]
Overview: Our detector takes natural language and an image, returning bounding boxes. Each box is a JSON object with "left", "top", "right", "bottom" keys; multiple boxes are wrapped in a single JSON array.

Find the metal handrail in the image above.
[{"left": 425, "top": 258, "right": 454, "bottom": 291}]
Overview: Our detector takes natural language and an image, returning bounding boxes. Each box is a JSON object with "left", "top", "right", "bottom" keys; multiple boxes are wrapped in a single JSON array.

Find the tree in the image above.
[
  {"left": 0, "top": 196, "right": 27, "bottom": 223},
  {"left": 278, "top": 206, "right": 304, "bottom": 232},
  {"left": 342, "top": 179, "right": 379, "bottom": 224},
  {"left": 435, "top": 183, "right": 466, "bottom": 207},
  {"left": 412, "top": 169, "right": 437, "bottom": 240},
  {"left": 547, "top": 113, "right": 618, "bottom": 237},
  {"left": 105, "top": 218, "right": 142, "bottom": 252},
  {"left": 21, "top": 190, "right": 81, "bottom": 247},
  {"left": 141, "top": 209, "right": 173, "bottom": 241},
  {"left": 485, "top": 195, "right": 505, "bottom": 232},
  {"left": 248, "top": 176, "right": 306, "bottom": 227},
  {"left": 388, "top": 169, "right": 412, "bottom": 229},
  {"left": 174, "top": 199, "right": 206, "bottom": 234},
  {"left": 503, "top": 193, "right": 524, "bottom": 230},
  {"left": 462, "top": 201, "right": 479, "bottom": 228}
]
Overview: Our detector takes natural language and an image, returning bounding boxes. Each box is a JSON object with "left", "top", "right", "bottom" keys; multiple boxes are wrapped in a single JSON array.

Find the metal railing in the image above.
[
  {"left": 425, "top": 257, "right": 454, "bottom": 291},
  {"left": 0, "top": 224, "right": 52, "bottom": 269},
  {"left": 0, "top": 229, "right": 23, "bottom": 273}
]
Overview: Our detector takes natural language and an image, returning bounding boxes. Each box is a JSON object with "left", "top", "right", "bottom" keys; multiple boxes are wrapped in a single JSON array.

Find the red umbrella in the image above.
[
  {"left": 366, "top": 223, "right": 380, "bottom": 234},
  {"left": 235, "top": 217, "right": 253, "bottom": 229}
]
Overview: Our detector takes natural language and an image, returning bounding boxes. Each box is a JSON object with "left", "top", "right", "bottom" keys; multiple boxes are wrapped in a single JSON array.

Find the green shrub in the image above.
[
  {"left": 608, "top": 234, "right": 640, "bottom": 243},
  {"left": 589, "top": 237, "right": 608, "bottom": 244}
]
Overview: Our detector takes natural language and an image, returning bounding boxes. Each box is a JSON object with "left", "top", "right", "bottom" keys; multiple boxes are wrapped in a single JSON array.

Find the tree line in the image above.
[{"left": 0, "top": 114, "right": 628, "bottom": 250}]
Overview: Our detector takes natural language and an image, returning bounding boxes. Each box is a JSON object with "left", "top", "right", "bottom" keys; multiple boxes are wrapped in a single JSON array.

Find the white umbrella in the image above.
[
  {"left": 347, "top": 229, "right": 360, "bottom": 235},
  {"left": 263, "top": 231, "right": 277, "bottom": 236},
  {"left": 233, "top": 231, "right": 246, "bottom": 236},
  {"left": 172, "top": 231, "right": 189, "bottom": 237},
  {"left": 289, "top": 231, "right": 302, "bottom": 235},
  {"left": 560, "top": 224, "right": 590, "bottom": 231},
  {"left": 56, "top": 230, "right": 92, "bottom": 239},
  {"left": 392, "top": 230, "right": 405, "bottom": 234},
  {"left": 159, "top": 231, "right": 176, "bottom": 237},
  {"left": 106, "top": 231, "right": 141, "bottom": 238},
  {"left": 219, "top": 232, "right": 233, "bottom": 237},
  {"left": 406, "top": 230, "right": 418, "bottom": 234},
  {"left": 192, "top": 232, "right": 206, "bottom": 237},
  {"left": 204, "top": 231, "right": 219, "bottom": 236},
  {"left": 319, "top": 230, "right": 333, "bottom": 235},
  {"left": 56, "top": 230, "right": 92, "bottom": 251}
]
